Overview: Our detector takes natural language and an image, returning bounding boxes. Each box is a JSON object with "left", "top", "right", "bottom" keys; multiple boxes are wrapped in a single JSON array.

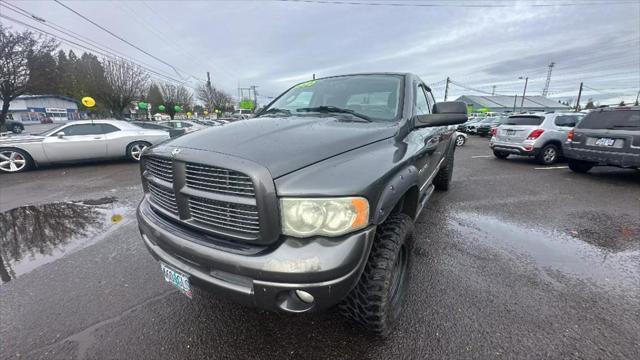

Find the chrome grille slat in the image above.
[
  {"left": 189, "top": 203, "right": 259, "bottom": 220},
  {"left": 148, "top": 183, "right": 178, "bottom": 214},
  {"left": 185, "top": 173, "right": 253, "bottom": 186},
  {"left": 189, "top": 209, "right": 261, "bottom": 230},
  {"left": 145, "top": 157, "right": 173, "bottom": 183},
  {"left": 185, "top": 163, "right": 254, "bottom": 196},
  {"left": 189, "top": 197, "right": 259, "bottom": 235}
]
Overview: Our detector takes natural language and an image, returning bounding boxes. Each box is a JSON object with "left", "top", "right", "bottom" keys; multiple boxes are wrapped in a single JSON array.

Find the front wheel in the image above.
[
  {"left": 339, "top": 214, "right": 414, "bottom": 336},
  {"left": 568, "top": 159, "right": 594, "bottom": 173},
  {"left": 11, "top": 124, "right": 23, "bottom": 134},
  {"left": 0, "top": 148, "right": 32, "bottom": 173},
  {"left": 127, "top": 141, "right": 150, "bottom": 161},
  {"left": 455, "top": 135, "right": 466, "bottom": 147}
]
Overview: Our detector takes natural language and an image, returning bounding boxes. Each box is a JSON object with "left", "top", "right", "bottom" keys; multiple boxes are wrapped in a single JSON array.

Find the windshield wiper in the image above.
[
  {"left": 296, "top": 106, "right": 372, "bottom": 122},
  {"left": 257, "top": 108, "right": 291, "bottom": 117}
]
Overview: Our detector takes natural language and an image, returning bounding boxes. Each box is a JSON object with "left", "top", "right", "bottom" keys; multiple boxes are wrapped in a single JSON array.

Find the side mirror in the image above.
[
  {"left": 414, "top": 101, "right": 468, "bottom": 127},
  {"left": 56, "top": 131, "right": 65, "bottom": 138}
]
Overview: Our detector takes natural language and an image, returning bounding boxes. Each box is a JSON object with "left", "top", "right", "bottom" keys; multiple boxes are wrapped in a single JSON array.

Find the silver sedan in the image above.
[{"left": 0, "top": 120, "right": 170, "bottom": 173}]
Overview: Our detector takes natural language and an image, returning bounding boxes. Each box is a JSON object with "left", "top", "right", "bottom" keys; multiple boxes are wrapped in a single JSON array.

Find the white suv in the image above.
[{"left": 490, "top": 112, "right": 584, "bottom": 165}]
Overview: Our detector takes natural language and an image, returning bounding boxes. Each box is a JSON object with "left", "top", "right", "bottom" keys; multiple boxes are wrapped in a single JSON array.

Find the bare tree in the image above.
[
  {"left": 196, "top": 83, "right": 233, "bottom": 113},
  {"left": 0, "top": 24, "right": 58, "bottom": 130},
  {"left": 99, "top": 59, "right": 149, "bottom": 119},
  {"left": 160, "top": 83, "right": 193, "bottom": 119}
]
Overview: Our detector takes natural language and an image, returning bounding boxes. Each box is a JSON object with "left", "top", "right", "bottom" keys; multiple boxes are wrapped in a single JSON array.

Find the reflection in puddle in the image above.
[
  {"left": 0, "top": 200, "right": 129, "bottom": 284},
  {"left": 450, "top": 212, "right": 640, "bottom": 292}
]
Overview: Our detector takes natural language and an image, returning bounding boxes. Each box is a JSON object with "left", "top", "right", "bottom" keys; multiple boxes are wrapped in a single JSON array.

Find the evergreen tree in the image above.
[{"left": 26, "top": 52, "right": 58, "bottom": 94}]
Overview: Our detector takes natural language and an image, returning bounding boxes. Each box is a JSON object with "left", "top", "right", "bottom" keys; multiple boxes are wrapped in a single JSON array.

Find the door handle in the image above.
[{"left": 93, "top": 137, "right": 102, "bottom": 139}]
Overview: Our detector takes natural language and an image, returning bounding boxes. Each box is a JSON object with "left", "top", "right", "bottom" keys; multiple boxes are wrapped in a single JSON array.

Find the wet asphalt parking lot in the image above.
[{"left": 1, "top": 136, "right": 639, "bottom": 360}]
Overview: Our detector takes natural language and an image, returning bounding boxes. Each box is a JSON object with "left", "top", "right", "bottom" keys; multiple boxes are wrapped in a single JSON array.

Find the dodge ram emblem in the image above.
[{"left": 171, "top": 148, "right": 181, "bottom": 157}]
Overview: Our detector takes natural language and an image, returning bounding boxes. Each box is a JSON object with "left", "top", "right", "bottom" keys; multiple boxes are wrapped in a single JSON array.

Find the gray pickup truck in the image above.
[{"left": 136, "top": 73, "right": 467, "bottom": 335}]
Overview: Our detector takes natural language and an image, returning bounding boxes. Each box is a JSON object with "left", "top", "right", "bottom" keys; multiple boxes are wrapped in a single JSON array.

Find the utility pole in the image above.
[
  {"left": 491, "top": 85, "right": 496, "bottom": 96},
  {"left": 444, "top": 77, "right": 450, "bottom": 101},
  {"left": 250, "top": 85, "right": 258, "bottom": 111},
  {"left": 542, "top": 62, "right": 555, "bottom": 97},
  {"left": 520, "top": 77, "right": 528, "bottom": 112},
  {"left": 575, "top": 82, "right": 583, "bottom": 112}
]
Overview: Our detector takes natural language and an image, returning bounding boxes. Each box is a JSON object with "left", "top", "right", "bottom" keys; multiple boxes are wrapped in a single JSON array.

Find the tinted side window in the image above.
[
  {"left": 578, "top": 110, "right": 640, "bottom": 129},
  {"left": 554, "top": 115, "right": 581, "bottom": 127},
  {"left": 101, "top": 124, "right": 120, "bottom": 133},
  {"left": 503, "top": 116, "right": 544, "bottom": 126},
  {"left": 415, "top": 85, "right": 430, "bottom": 115},
  {"left": 62, "top": 124, "right": 104, "bottom": 136}
]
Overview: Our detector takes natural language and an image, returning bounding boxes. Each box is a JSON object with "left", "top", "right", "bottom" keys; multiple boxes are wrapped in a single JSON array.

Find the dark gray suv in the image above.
[{"left": 564, "top": 107, "right": 640, "bottom": 173}]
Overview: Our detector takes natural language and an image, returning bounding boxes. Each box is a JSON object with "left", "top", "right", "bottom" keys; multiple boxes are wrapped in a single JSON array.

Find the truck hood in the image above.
[
  {"left": 167, "top": 116, "right": 398, "bottom": 178},
  {"left": 0, "top": 134, "right": 45, "bottom": 145}
]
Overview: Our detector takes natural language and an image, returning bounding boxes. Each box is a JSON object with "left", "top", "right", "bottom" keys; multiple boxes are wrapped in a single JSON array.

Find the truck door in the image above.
[{"left": 411, "top": 83, "right": 441, "bottom": 193}]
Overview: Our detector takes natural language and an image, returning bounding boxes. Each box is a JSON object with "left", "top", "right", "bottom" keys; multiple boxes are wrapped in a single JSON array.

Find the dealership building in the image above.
[
  {"left": 7, "top": 95, "right": 80, "bottom": 123},
  {"left": 456, "top": 95, "right": 570, "bottom": 113}
]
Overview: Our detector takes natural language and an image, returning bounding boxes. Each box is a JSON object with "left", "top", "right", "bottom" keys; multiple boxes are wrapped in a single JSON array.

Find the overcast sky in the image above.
[{"left": 3, "top": 0, "right": 639, "bottom": 105}]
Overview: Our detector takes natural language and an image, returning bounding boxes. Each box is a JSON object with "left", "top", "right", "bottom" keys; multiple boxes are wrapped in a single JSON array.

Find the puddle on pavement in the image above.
[
  {"left": 450, "top": 212, "right": 640, "bottom": 292},
  {"left": 0, "top": 199, "right": 130, "bottom": 284}
]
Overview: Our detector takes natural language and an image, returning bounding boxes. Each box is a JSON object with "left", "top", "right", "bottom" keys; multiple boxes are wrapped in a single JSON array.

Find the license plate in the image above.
[
  {"left": 595, "top": 138, "right": 615, "bottom": 146},
  {"left": 160, "top": 262, "right": 192, "bottom": 298},
  {"left": 506, "top": 130, "right": 516, "bottom": 135}
]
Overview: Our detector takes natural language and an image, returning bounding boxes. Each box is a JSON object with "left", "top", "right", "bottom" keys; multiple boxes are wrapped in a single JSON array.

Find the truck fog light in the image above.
[{"left": 295, "top": 290, "right": 314, "bottom": 303}]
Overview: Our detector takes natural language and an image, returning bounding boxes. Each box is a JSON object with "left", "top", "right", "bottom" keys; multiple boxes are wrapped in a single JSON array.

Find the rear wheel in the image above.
[
  {"left": 11, "top": 124, "right": 23, "bottom": 134},
  {"left": 0, "top": 148, "right": 32, "bottom": 173},
  {"left": 127, "top": 141, "right": 150, "bottom": 161},
  {"left": 493, "top": 150, "right": 509, "bottom": 159},
  {"left": 455, "top": 134, "right": 466, "bottom": 146},
  {"left": 536, "top": 144, "right": 559, "bottom": 165},
  {"left": 339, "top": 214, "right": 413, "bottom": 336},
  {"left": 568, "top": 159, "right": 594, "bottom": 173}
]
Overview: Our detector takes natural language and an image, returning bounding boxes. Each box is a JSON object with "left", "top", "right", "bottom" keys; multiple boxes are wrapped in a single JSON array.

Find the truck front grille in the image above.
[
  {"left": 148, "top": 182, "right": 178, "bottom": 215},
  {"left": 143, "top": 155, "right": 265, "bottom": 242},
  {"left": 145, "top": 157, "right": 173, "bottom": 183},
  {"left": 185, "top": 163, "right": 254, "bottom": 196},
  {"left": 189, "top": 196, "right": 260, "bottom": 235}
]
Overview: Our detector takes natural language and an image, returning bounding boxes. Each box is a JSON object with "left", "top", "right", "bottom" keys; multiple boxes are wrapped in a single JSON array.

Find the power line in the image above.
[
  {"left": 53, "top": 0, "right": 199, "bottom": 82},
  {"left": 0, "top": 13, "right": 198, "bottom": 90},
  {"left": 0, "top": 1, "right": 187, "bottom": 84},
  {"left": 274, "top": 0, "right": 638, "bottom": 7}
]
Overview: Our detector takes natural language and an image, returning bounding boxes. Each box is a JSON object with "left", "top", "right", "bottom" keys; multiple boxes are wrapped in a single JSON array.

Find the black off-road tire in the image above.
[
  {"left": 433, "top": 147, "right": 455, "bottom": 191},
  {"left": 493, "top": 150, "right": 509, "bottom": 159},
  {"left": 568, "top": 159, "right": 594, "bottom": 173},
  {"left": 339, "top": 214, "right": 414, "bottom": 336},
  {"left": 536, "top": 144, "right": 559, "bottom": 165}
]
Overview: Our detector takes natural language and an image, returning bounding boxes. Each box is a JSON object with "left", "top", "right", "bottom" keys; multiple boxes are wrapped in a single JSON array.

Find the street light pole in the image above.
[{"left": 519, "top": 76, "right": 528, "bottom": 112}]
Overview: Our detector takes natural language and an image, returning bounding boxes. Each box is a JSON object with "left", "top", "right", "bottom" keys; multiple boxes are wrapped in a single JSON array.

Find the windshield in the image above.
[
  {"left": 260, "top": 75, "right": 403, "bottom": 121},
  {"left": 578, "top": 110, "right": 640, "bottom": 129}
]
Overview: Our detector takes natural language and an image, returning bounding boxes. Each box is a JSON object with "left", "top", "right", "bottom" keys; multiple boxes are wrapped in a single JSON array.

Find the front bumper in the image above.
[
  {"left": 564, "top": 146, "right": 640, "bottom": 168},
  {"left": 137, "top": 198, "right": 375, "bottom": 312},
  {"left": 490, "top": 140, "right": 539, "bottom": 157}
]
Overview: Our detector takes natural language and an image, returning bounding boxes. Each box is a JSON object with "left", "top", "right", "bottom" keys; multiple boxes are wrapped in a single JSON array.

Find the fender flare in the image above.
[{"left": 372, "top": 165, "right": 419, "bottom": 224}]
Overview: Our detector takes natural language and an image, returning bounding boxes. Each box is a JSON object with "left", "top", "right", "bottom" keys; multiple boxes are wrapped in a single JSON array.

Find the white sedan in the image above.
[{"left": 0, "top": 120, "right": 169, "bottom": 173}]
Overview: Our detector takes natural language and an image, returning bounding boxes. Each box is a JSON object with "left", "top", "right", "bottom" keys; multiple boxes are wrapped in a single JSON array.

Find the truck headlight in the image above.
[{"left": 280, "top": 197, "right": 369, "bottom": 237}]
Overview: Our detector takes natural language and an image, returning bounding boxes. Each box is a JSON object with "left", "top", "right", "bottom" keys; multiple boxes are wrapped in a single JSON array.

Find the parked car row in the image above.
[{"left": 488, "top": 107, "right": 639, "bottom": 172}]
